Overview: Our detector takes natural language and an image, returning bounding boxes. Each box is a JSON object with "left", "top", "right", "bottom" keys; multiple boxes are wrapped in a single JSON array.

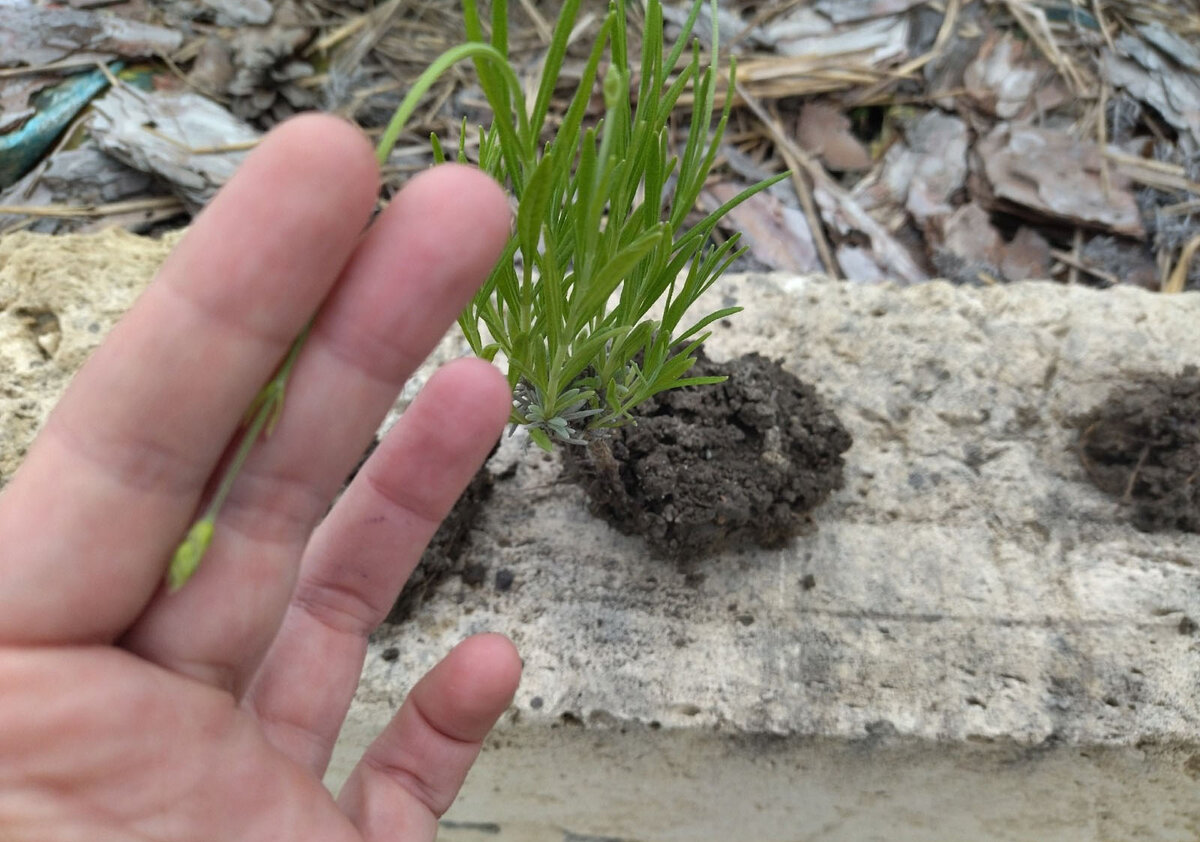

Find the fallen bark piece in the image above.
[
  {"left": 89, "top": 87, "right": 260, "bottom": 208},
  {"left": 1000, "top": 226, "right": 1051, "bottom": 282},
  {"left": 187, "top": 36, "right": 236, "bottom": 96},
  {"left": 1136, "top": 22, "right": 1200, "bottom": 73},
  {"left": 0, "top": 75, "right": 46, "bottom": 134},
  {"left": 937, "top": 202, "right": 1003, "bottom": 277},
  {"left": 963, "top": 32, "right": 1044, "bottom": 119},
  {"left": 814, "top": 179, "right": 929, "bottom": 284},
  {"left": 659, "top": 2, "right": 764, "bottom": 50},
  {"left": 812, "top": 0, "right": 925, "bottom": 23},
  {"left": 0, "top": 143, "right": 164, "bottom": 234},
  {"left": 0, "top": 6, "right": 182, "bottom": 67},
  {"left": 975, "top": 123, "right": 1144, "bottom": 237},
  {"left": 700, "top": 181, "right": 822, "bottom": 274},
  {"left": 903, "top": 110, "right": 969, "bottom": 231},
  {"left": 198, "top": 0, "right": 273, "bottom": 26},
  {"left": 850, "top": 109, "right": 968, "bottom": 240},
  {"left": 1104, "top": 33, "right": 1200, "bottom": 148},
  {"left": 932, "top": 205, "right": 1052, "bottom": 284},
  {"left": 763, "top": 6, "right": 910, "bottom": 65}
]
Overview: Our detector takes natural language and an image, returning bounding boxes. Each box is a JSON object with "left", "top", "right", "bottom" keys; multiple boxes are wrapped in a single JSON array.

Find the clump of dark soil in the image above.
[
  {"left": 564, "top": 350, "right": 852, "bottom": 560},
  {"left": 1075, "top": 367, "right": 1200, "bottom": 533}
]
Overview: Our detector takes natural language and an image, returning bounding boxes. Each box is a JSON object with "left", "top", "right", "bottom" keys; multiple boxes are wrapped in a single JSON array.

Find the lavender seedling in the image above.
[{"left": 168, "top": 0, "right": 779, "bottom": 588}]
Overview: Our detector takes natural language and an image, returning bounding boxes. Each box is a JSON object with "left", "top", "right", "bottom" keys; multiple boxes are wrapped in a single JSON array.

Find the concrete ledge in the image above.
[
  {"left": 334, "top": 275, "right": 1200, "bottom": 840},
  {"left": 3, "top": 232, "right": 1200, "bottom": 839}
]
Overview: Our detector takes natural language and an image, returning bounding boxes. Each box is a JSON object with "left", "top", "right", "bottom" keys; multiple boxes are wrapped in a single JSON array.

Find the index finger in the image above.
[{"left": 0, "top": 115, "right": 379, "bottom": 645}]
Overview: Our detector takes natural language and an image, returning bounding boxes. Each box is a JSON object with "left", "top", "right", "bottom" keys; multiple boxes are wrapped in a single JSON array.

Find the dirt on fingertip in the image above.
[
  {"left": 1075, "top": 366, "right": 1200, "bottom": 533},
  {"left": 563, "top": 349, "right": 852, "bottom": 561}
]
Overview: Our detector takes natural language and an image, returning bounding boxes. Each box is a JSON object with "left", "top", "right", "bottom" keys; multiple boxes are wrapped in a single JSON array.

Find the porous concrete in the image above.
[
  {"left": 337, "top": 275, "right": 1200, "bottom": 841},
  {"left": 3, "top": 230, "right": 1200, "bottom": 840},
  {"left": 0, "top": 229, "right": 175, "bottom": 483}
]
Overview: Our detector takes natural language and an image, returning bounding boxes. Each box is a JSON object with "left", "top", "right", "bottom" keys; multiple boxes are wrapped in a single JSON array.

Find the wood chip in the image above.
[
  {"left": 0, "top": 6, "right": 182, "bottom": 67},
  {"left": 975, "top": 123, "right": 1144, "bottom": 237},
  {"left": 963, "top": 32, "right": 1043, "bottom": 119},
  {"left": 89, "top": 86, "right": 260, "bottom": 209}
]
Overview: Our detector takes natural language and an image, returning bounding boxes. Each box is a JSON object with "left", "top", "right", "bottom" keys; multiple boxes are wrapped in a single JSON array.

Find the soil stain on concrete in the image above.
[
  {"left": 563, "top": 350, "right": 852, "bottom": 560},
  {"left": 385, "top": 466, "right": 495, "bottom": 623},
  {"left": 344, "top": 438, "right": 499, "bottom": 624},
  {"left": 379, "top": 351, "right": 850, "bottom": 621},
  {"left": 1076, "top": 366, "right": 1200, "bottom": 532}
]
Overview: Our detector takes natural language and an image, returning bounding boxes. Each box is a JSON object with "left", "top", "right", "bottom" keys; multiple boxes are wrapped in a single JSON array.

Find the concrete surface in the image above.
[
  {"left": 0, "top": 229, "right": 175, "bottom": 482},
  {"left": 335, "top": 275, "right": 1200, "bottom": 841},
  {"left": 4, "top": 230, "right": 1200, "bottom": 840}
]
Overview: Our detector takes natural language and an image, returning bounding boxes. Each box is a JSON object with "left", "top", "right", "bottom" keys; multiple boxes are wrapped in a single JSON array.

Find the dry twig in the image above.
[{"left": 734, "top": 79, "right": 839, "bottom": 278}]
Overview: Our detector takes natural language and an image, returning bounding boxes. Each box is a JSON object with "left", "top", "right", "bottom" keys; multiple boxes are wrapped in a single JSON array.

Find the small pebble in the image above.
[{"left": 461, "top": 563, "right": 487, "bottom": 586}]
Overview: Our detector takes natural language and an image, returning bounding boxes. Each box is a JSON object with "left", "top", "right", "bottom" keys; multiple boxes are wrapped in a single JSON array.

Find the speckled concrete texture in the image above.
[
  {"left": 338, "top": 275, "right": 1200, "bottom": 841},
  {"left": 0, "top": 229, "right": 175, "bottom": 482}
]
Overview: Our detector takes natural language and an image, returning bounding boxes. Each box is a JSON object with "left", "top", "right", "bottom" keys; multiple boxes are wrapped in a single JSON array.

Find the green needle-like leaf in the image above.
[{"left": 451, "top": 0, "right": 777, "bottom": 446}]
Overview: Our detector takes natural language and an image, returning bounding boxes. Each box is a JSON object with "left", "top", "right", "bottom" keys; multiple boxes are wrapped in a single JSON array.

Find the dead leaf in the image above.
[
  {"left": 1000, "top": 226, "right": 1051, "bottom": 281},
  {"left": 795, "top": 102, "right": 871, "bottom": 172}
]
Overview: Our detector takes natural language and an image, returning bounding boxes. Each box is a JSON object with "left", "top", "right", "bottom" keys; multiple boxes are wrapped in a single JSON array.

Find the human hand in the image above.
[{"left": 0, "top": 114, "right": 521, "bottom": 841}]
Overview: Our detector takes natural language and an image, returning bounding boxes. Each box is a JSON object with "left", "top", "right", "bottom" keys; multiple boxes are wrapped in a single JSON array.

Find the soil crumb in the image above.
[
  {"left": 564, "top": 350, "right": 852, "bottom": 560},
  {"left": 1076, "top": 367, "right": 1200, "bottom": 532}
]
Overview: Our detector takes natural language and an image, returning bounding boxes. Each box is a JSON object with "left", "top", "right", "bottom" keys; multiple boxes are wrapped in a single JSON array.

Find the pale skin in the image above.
[{"left": 0, "top": 114, "right": 522, "bottom": 841}]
